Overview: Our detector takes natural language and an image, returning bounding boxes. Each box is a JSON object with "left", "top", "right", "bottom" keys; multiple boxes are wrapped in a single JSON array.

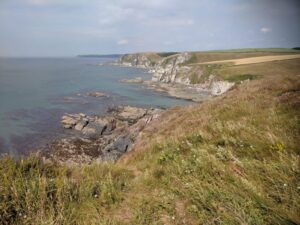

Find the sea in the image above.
[{"left": 0, "top": 57, "right": 191, "bottom": 155}]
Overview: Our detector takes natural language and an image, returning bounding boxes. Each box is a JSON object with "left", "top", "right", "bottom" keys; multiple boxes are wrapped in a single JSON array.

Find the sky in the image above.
[{"left": 0, "top": 0, "right": 299, "bottom": 57}]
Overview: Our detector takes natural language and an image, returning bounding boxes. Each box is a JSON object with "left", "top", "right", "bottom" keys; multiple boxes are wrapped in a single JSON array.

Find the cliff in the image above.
[
  {"left": 119, "top": 52, "right": 192, "bottom": 84},
  {"left": 118, "top": 52, "right": 235, "bottom": 98}
]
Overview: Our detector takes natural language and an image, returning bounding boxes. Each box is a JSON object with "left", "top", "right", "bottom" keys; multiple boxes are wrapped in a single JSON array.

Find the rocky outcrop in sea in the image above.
[
  {"left": 39, "top": 52, "right": 235, "bottom": 164},
  {"left": 41, "top": 106, "right": 163, "bottom": 164}
]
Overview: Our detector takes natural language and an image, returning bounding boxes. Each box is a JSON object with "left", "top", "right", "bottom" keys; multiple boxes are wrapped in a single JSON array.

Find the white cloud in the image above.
[
  {"left": 117, "top": 0, "right": 181, "bottom": 10},
  {"left": 27, "top": 0, "right": 84, "bottom": 6},
  {"left": 98, "top": 5, "right": 135, "bottom": 25},
  {"left": 28, "top": 0, "right": 58, "bottom": 5},
  {"left": 117, "top": 39, "right": 129, "bottom": 45},
  {"left": 143, "top": 18, "right": 195, "bottom": 27},
  {"left": 260, "top": 27, "right": 271, "bottom": 33}
]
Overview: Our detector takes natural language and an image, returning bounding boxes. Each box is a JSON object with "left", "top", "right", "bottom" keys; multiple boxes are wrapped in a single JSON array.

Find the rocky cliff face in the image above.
[
  {"left": 118, "top": 53, "right": 154, "bottom": 68},
  {"left": 210, "top": 80, "right": 235, "bottom": 96},
  {"left": 150, "top": 52, "right": 191, "bottom": 84},
  {"left": 119, "top": 52, "right": 192, "bottom": 84},
  {"left": 118, "top": 52, "right": 235, "bottom": 97}
]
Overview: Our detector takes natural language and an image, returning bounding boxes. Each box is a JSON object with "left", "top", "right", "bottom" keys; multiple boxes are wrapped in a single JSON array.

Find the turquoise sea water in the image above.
[{"left": 0, "top": 57, "right": 191, "bottom": 155}]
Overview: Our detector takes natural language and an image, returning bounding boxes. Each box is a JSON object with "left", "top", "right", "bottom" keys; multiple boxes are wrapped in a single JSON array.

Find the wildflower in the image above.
[
  {"left": 94, "top": 194, "right": 98, "bottom": 198},
  {"left": 283, "top": 183, "right": 287, "bottom": 187},
  {"left": 172, "top": 216, "right": 175, "bottom": 220}
]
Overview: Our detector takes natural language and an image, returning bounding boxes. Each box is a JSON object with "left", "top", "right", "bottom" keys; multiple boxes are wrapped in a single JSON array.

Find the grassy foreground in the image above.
[{"left": 0, "top": 58, "right": 299, "bottom": 224}]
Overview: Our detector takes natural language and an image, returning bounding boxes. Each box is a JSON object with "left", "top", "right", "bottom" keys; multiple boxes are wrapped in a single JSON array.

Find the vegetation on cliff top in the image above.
[
  {"left": 0, "top": 53, "right": 299, "bottom": 225},
  {"left": 120, "top": 49, "right": 300, "bottom": 86}
]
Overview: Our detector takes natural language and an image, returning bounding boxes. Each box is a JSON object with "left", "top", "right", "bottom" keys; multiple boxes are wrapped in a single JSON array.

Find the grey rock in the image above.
[
  {"left": 82, "top": 123, "right": 104, "bottom": 138},
  {"left": 104, "top": 136, "right": 132, "bottom": 153},
  {"left": 210, "top": 81, "right": 235, "bottom": 96},
  {"left": 87, "top": 91, "right": 108, "bottom": 97},
  {"left": 118, "top": 52, "right": 192, "bottom": 85},
  {"left": 61, "top": 114, "right": 80, "bottom": 129},
  {"left": 119, "top": 54, "right": 152, "bottom": 68},
  {"left": 114, "top": 137, "right": 132, "bottom": 152},
  {"left": 115, "top": 106, "right": 147, "bottom": 122},
  {"left": 120, "top": 77, "right": 143, "bottom": 83},
  {"left": 43, "top": 106, "right": 164, "bottom": 165},
  {"left": 151, "top": 52, "right": 191, "bottom": 84},
  {"left": 95, "top": 117, "right": 116, "bottom": 134},
  {"left": 74, "top": 119, "right": 88, "bottom": 131}
]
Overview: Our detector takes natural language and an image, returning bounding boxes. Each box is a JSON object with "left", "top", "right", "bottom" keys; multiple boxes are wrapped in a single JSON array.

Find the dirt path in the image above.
[{"left": 191, "top": 54, "right": 300, "bottom": 66}]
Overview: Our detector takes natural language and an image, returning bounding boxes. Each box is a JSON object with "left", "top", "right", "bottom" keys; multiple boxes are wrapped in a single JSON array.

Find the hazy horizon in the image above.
[{"left": 1, "top": 0, "right": 300, "bottom": 57}]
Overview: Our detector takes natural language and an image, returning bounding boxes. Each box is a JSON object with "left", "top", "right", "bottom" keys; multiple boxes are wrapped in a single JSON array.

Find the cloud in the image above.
[
  {"left": 117, "top": 39, "right": 129, "bottom": 45},
  {"left": 1, "top": 0, "right": 299, "bottom": 56},
  {"left": 143, "top": 18, "right": 195, "bottom": 27},
  {"left": 28, "top": 0, "right": 58, "bottom": 5},
  {"left": 98, "top": 5, "right": 135, "bottom": 25},
  {"left": 27, "top": 0, "right": 84, "bottom": 6},
  {"left": 260, "top": 27, "right": 271, "bottom": 33}
]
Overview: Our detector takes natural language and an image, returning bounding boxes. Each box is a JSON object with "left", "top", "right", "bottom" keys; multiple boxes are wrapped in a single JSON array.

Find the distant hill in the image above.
[{"left": 77, "top": 54, "right": 123, "bottom": 58}]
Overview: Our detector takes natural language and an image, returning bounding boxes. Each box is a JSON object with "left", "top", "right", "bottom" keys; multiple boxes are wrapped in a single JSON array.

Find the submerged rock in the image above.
[
  {"left": 87, "top": 91, "right": 108, "bottom": 97},
  {"left": 120, "top": 77, "right": 143, "bottom": 83}
]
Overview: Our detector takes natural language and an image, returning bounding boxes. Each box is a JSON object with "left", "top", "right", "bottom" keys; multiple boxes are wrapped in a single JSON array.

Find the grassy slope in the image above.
[
  {"left": 191, "top": 55, "right": 300, "bottom": 66},
  {"left": 0, "top": 54, "right": 299, "bottom": 225},
  {"left": 206, "top": 48, "right": 300, "bottom": 53},
  {"left": 186, "top": 52, "right": 300, "bottom": 84},
  {"left": 169, "top": 49, "right": 300, "bottom": 84},
  {"left": 183, "top": 51, "right": 300, "bottom": 65}
]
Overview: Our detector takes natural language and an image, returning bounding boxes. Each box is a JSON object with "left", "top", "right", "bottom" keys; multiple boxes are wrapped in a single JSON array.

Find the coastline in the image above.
[
  {"left": 37, "top": 55, "right": 236, "bottom": 165},
  {"left": 40, "top": 105, "right": 164, "bottom": 164},
  {"left": 112, "top": 53, "right": 235, "bottom": 102},
  {"left": 1, "top": 55, "right": 235, "bottom": 164},
  {"left": 0, "top": 57, "right": 190, "bottom": 156}
]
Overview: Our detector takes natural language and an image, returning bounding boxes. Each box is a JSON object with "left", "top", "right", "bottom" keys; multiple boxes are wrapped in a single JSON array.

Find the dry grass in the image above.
[
  {"left": 218, "top": 58, "right": 300, "bottom": 78},
  {"left": 120, "top": 72, "right": 300, "bottom": 163},
  {"left": 190, "top": 54, "right": 300, "bottom": 66},
  {"left": 116, "top": 70, "right": 300, "bottom": 224},
  {"left": 183, "top": 51, "right": 300, "bottom": 65}
]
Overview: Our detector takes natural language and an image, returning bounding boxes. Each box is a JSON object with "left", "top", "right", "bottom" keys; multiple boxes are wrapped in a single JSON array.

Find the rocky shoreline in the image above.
[
  {"left": 120, "top": 77, "right": 234, "bottom": 102},
  {"left": 40, "top": 106, "right": 163, "bottom": 164},
  {"left": 39, "top": 52, "right": 235, "bottom": 165},
  {"left": 113, "top": 52, "right": 235, "bottom": 102}
]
